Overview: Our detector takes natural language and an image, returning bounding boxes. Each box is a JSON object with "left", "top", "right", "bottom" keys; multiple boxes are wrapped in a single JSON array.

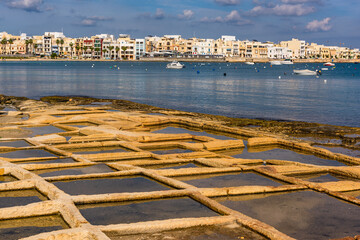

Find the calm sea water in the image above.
[{"left": 0, "top": 61, "right": 359, "bottom": 127}]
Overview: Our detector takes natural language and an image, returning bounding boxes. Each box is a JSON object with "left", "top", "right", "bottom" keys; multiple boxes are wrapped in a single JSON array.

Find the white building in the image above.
[
  {"left": 135, "top": 39, "right": 145, "bottom": 60},
  {"left": 268, "top": 46, "right": 292, "bottom": 59},
  {"left": 221, "top": 35, "right": 236, "bottom": 41}
]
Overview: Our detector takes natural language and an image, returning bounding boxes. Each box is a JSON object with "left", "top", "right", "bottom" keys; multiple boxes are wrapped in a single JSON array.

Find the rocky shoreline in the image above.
[{"left": 2, "top": 94, "right": 359, "bottom": 150}]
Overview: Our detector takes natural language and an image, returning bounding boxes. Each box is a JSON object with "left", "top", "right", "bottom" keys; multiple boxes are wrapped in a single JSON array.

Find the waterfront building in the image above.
[
  {"left": 135, "top": 39, "right": 145, "bottom": 60},
  {"left": 268, "top": 46, "right": 292, "bottom": 59},
  {"left": 280, "top": 38, "right": 306, "bottom": 59},
  {"left": 117, "top": 35, "right": 135, "bottom": 60}
]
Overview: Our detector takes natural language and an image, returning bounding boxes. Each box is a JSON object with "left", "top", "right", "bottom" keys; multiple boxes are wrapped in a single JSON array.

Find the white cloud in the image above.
[
  {"left": 4, "top": 0, "right": 44, "bottom": 12},
  {"left": 214, "top": 0, "right": 240, "bottom": 5},
  {"left": 79, "top": 16, "right": 113, "bottom": 27},
  {"left": 178, "top": 9, "right": 194, "bottom": 20},
  {"left": 201, "top": 10, "right": 251, "bottom": 25},
  {"left": 281, "top": 0, "right": 322, "bottom": 3},
  {"left": 306, "top": 17, "right": 332, "bottom": 31},
  {"left": 155, "top": 8, "right": 165, "bottom": 19},
  {"left": 249, "top": 4, "right": 315, "bottom": 16}
]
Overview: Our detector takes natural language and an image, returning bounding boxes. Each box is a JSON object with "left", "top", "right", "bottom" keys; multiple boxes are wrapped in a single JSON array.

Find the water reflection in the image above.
[
  {"left": 216, "top": 190, "right": 360, "bottom": 239},
  {"left": 175, "top": 171, "right": 284, "bottom": 188},
  {"left": 53, "top": 176, "right": 171, "bottom": 195},
  {"left": 0, "top": 215, "right": 67, "bottom": 240},
  {"left": 78, "top": 197, "right": 218, "bottom": 225},
  {"left": 215, "top": 145, "right": 348, "bottom": 166}
]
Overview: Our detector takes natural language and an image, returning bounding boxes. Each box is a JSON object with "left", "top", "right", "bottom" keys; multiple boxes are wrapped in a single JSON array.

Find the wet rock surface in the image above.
[{"left": 0, "top": 95, "right": 359, "bottom": 240}]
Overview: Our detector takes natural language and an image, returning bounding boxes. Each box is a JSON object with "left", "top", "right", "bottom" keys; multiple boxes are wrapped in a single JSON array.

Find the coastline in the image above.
[
  {"left": 2, "top": 94, "right": 360, "bottom": 144},
  {"left": 1, "top": 57, "right": 359, "bottom": 63}
]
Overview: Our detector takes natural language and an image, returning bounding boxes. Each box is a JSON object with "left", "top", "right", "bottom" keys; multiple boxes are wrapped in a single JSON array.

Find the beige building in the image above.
[{"left": 280, "top": 38, "right": 306, "bottom": 59}]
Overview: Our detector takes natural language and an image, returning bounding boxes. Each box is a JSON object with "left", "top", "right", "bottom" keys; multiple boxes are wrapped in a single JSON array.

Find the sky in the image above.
[{"left": 0, "top": 0, "right": 359, "bottom": 48}]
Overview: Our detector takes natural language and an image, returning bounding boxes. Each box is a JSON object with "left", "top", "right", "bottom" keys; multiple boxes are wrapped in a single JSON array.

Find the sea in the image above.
[{"left": 0, "top": 60, "right": 359, "bottom": 127}]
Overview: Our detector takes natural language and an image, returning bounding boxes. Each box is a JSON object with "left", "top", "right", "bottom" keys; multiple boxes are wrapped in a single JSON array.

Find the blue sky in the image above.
[{"left": 0, "top": 0, "right": 359, "bottom": 48}]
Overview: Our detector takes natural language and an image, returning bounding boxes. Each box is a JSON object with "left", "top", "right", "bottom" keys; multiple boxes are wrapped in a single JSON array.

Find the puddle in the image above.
[
  {"left": 290, "top": 172, "right": 360, "bottom": 183},
  {"left": 175, "top": 172, "right": 285, "bottom": 188},
  {"left": 344, "top": 134, "right": 360, "bottom": 138},
  {"left": 293, "top": 136, "right": 342, "bottom": 145},
  {"left": 63, "top": 122, "right": 97, "bottom": 129},
  {"left": 0, "top": 107, "right": 16, "bottom": 111},
  {"left": 18, "top": 157, "right": 76, "bottom": 165},
  {"left": 216, "top": 190, "right": 360, "bottom": 239},
  {"left": 78, "top": 197, "right": 218, "bottom": 225},
  {"left": 105, "top": 223, "right": 267, "bottom": 240},
  {"left": 71, "top": 146, "right": 130, "bottom": 154},
  {"left": 0, "top": 189, "right": 47, "bottom": 208},
  {"left": 0, "top": 149, "right": 57, "bottom": 159},
  {"left": 143, "top": 162, "right": 206, "bottom": 170},
  {"left": 343, "top": 190, "right": 360, "bottom": 199},
  {"left": 0, "top": 140, "right": 31, "bottom": 148},
  {"left": 215, "top": 146, "right": 349, "bottom": 166},
  {"left": 53, "top": 175, "right": 171, "bottom": 195},
  {"left": 151, "top": 126, "right": 239, "bottom": 140},
  {"left": 147, "top": 112, "right": 165, "bottom": 116},
  {"left": 0, "top": 215, "right": 67, "bottom": 240},
  {"left": 34, "top": 163, "right": 115, "bottom": 177},
  {"left": 313, "top": 145, "right": 360, "bottom": 158},
  {"left": 61, "top": 109, "right": 87, "bottom": 112},
  {"left": 150, "top": 147, "right": 194, "bottom": 155},
  {"left": 0, "top": 175, "right": 18, "bottom": 183},
  {"left": 23, "top": 126, "right": 66, "bottom": 137}
]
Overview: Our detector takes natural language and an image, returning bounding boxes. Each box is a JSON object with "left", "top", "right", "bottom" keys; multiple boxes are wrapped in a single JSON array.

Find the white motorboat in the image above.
[
  {"left": 281, "top": 59, "right": 293, "bottom": 65},
  {"left": 166, "top": 61, "right": 184, "bottom": 69},
  {"left": 293, "top": 69, "right": 319, "bottom": 76},
  {"left": 270, "top": 61, "right": 282, "bottom": 65},
  {"left": 245, "top": 62, "right": 255, "bottom": 65},
  {"left": 324, "top": 62, "right": 335, "bottom": 67}
]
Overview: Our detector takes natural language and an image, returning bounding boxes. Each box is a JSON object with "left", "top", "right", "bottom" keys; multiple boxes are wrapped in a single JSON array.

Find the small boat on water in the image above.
[
  {"left": 245, "top": 62, "right": 255, "bottom": 65},
  {"left": 270, "top": 61, "right": 282, "bottom": 65},
  {"left": 293, "top": 69, "right": 320, "bottom": 76},
  {"left": 324, "top": 62, "right": 335, "bottom": 67},
  {"left": 281, "top": 59, "right": 293, "bottom": 65},
  {"left": 166, "top": 61, "right": 184, "bottom": 69},
  {"left": 321, "top": 67, "right": 329, "bottom": 71}
]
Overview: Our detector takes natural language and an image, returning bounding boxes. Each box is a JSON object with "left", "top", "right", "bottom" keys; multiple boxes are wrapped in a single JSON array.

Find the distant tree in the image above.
[
  {"left": 28, "top": 39, "right": 33, "bottom": 55},
  {"left": 83, "top": 46, "right": 88, "bottom": 58},
  {"left": 8, "top": 39, "right": 13, "bottom": 55},
  {"left": 75, "top": 45, "right": 80, "bottom": 58},
  {"left": 25, "top": 40, "right": 29, "bottom": 54},
  {"left": 69, "top": 42, "right": 74, "bottom": 59},
  {"left": 1, "top": 38, "right": 7, "bottom": 54},
  {"left": 108, "top": 46, "right": 114, "bottom": 59},
  {"left": 34, "top": 44, "right": 38, "bottom": 55},
  {"left": 115, "top": 46, "right": 120, "bottom": 59},
  {"left": 121, "top": 46, "right": 128, "bottom": 59},
  {"left": 51, "top": 52, "right": 57, "bottom": 59},
  {"left": 60, "top": 39, "right": 64, "bottom": 56},
  {"left": 90, "top": 47, "right": 94, "bottom": 58}
]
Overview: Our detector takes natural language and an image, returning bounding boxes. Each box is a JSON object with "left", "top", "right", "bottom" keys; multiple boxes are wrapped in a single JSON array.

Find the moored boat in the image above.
[
  {"left": 324, "top": 62, "right": 335, "bottom": 67},
  {"left": 166, "top": 61, "right": 184, "bottom": 69},
  {"left": 245, "top": 62, "right": 255, "bottom": 65},
  {"left": 281, "top": 59, "right": 293, "bottom": 65},
  {"left": 270, "top": 61, "right": 282, "bottom": 65},
  {"left": 293, "top": 69, "right": 320, "bottom": 76}
]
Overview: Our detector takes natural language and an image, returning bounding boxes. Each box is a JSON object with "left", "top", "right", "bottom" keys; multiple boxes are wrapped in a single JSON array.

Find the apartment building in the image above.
[
  {"left": 280, "top": 38, "right": 306, "bottom": 59},
  {"left": 135, "top": 39, "right": 145, "bottom": 60}
]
